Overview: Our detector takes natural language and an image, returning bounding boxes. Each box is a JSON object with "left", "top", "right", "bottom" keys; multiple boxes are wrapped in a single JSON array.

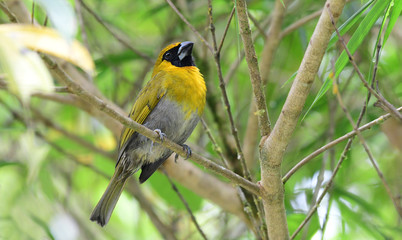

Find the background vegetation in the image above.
[{"left": 0, "top": 0, "right": 401, "bottom": 239}]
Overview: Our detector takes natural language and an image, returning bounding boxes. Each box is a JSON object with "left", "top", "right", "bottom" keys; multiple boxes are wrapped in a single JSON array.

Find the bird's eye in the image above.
[{"left": 164, "top": 52, "right": 172, "bottom": 60}]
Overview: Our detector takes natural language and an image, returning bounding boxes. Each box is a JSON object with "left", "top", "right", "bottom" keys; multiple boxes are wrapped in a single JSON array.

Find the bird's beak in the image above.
[{"left": 178, "top": 41, "right": 194, "bottom": 61}]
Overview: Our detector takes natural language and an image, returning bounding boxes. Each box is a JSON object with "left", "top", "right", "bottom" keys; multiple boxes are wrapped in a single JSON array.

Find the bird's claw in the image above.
[
  {"left": 174, "top": 144, "right": 192, "bottom": 163},
  {"left": 150, "top": 129, "right": 166, "bottom": 152},
  {"left": 182, "top": 144, "right": 192, "bottom": 160},
  {"left": 154, "top": 129, "right": 166, "bottom": 142}
]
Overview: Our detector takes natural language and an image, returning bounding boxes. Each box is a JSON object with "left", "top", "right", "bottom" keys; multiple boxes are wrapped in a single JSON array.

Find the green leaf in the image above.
[
  {"left": 335, "top": 197, "right": 383, "bottom": 238},
  {"left": 0, "top": 161, "right": 22, "bottom": 168},
  {"left": 29, "top": 214, "right": 55, "bottom": 240},
  {"left": 304, "top": 0, "right": 389, "bottom": 119},
  {"left": 328, "top": 0, "right": 376, "bottom": 49},
  {"left": 384, "top": 0, "right": 402, "bottom": 44},
  {"left": 334, "top": 186, "right": 380, "bottom": 217},
  {"left": 334, "top": 0, "right": 389, "bottom": 79},
  {"left": 367, "top": 1, "right": 393, "bottom": 85},
  {"left": 302, "top": 74, "right": 330, "bottom": 121},
  {"left": 39, "top": 166, "right": 56, "bottom": 200},
  {"left": 281, "top": 70, "right": 298, "bottom": 88}
]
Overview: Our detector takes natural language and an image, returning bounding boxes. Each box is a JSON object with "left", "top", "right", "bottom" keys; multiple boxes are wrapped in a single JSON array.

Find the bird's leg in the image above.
[
  {"left": 174, "top": 144, "right": 192, "bottom": 162},
  {"left": 150, "top": 129, "right": 166, "bottom": 152}
]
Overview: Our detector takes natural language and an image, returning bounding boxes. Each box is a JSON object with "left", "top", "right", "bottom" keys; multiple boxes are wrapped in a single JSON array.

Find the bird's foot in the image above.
[
  {"left": 154, "top": 129, "right": 166, "bottom": 142},
  {"left": 150, "top": 129, "right": 166, "bottom": 152},
  {"left": 175, "top": 144, "right": 192, "bottom": 163},
  {"left": 182, "top": 144, "right": 192, "bottom": 159}
]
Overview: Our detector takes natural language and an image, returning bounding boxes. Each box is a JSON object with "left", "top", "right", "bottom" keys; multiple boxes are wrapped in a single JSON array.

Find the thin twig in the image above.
[
  {"left": 247, "top": 10, "right": 266, "bottom": 37},
  {"left": 291, "top": 85, "right": 369, "bottom": 238},
  {"left": 223, "top": 17, "right": 271, "bottom": 84},
  {"left": 208, "top": 0, "right": 251, "bottom": 181},
  {"left": 259, "top": 0, "right": 346, "bottom": 237},
  {"left": 283, "top": 106, "right": 402, "bottom": 183},
  {"left": 202, "top": 118, "right": 262, "bottom": 237},
  {"left": 320, "top": 195, "right": 333, "bottom": 239},
  {"left": 42, "top": 15, "right": 48, "bottom": 26},
  {"left": 0, "top": 99, "right": 109, "bottom": 178},
  {"left": 301, "top": 147, "right": 328, "bottom": 239},
  {"left": 207, "top": 4, "right": 264, "bottom": 238},
  {"left": 165, "top": 0, "right": 213, "bottom": 52},
  {"left": 280, "top": 9, "right": 322, "bottom": 39},
  {"left": 326, "top": 5, "right": 402, "bottom": 122},
  {"left": 236, "top": 0, "right": 271, "bottom": 137},
  {"left": 41, "top": 55, "right": 261, "bottom": 196},
  {"left": 54, "top": 86, "right": 70, "bottom": 93},
  {"left": 74, "top": 0, "right": 90, "bottom": 54},
  {"left": 217, "top": 7, "right": 235, "bottom": 54},
  {"left": 31, "top": 107, "right": 114, "bottom": 159},
  {"left": 242, "top": 0, "right": 287, "bottom": 169},
  {"left": 374, "top": 42, "right": 381, "bottom": 93},
  {"left": 234, "top": 186, "right": 265, "bottom": 239},
  {"left": 0, "top": 79, "right": 70, "bottom": 93},
  {"left": 44, "top": 130, "right": 176, "bottom": 239},
  {"left": 206, "top": 112, "right": 263, "bottom": 235},
  {"left": 337, "top": 81, "right": 402, "bottom": 214},
  {"left": 1, "top": 97, "right": 178, "bottom": 240},
  {"left": 125, "top": 179, "right": 178, "bottom": 240},
  {"left": 316, "top": 95, "right": 337, "bottom": 239},
  {"left": 290, "top": 137, "right": 352, "bottom": 239},
  {"left": 30, "top": 0, "right": 34, "bottom": 24},
  {"left": 335, "top": 81, "right": 402, "bottom": 217},
  {"left": 163, "top": 169, "right": 208, "bottom": 240},
  {"left": 0, "top": 1, "right": 18, "bottom": 23},
  {"left": 328, "top": 7, "right": 402, "bottom": 217},
  {"left": 200, "top": 118, "right": 231, "bottom": 168},
  {"left": 77, "top": 0, "right": 153, "bottom": 63}
]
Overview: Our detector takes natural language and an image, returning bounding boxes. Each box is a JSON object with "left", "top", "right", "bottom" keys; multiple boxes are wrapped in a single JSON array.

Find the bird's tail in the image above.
[{"left": 90, "top": 171, "right": 128, "bottom": 227}]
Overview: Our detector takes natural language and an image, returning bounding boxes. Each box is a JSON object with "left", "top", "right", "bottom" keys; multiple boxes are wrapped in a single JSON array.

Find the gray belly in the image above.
[{"left": 122, "top": 98, "right": 200, "bottom": 167}]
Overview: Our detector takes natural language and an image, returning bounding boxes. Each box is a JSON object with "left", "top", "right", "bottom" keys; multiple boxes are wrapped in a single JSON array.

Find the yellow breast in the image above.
[{"left": 154, "top": 62, "right": 206, "bottom": 118}]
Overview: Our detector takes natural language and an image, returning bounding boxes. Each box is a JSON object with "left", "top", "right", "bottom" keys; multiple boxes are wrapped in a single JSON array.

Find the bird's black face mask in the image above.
[{"left": 162, "top": 41, "right": 195, "bottom": 67}]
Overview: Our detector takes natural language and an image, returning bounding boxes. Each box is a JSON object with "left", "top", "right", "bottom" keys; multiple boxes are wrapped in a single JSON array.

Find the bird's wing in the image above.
[{"left": 118, "top": 72, "right": 167, "bottom": 158}]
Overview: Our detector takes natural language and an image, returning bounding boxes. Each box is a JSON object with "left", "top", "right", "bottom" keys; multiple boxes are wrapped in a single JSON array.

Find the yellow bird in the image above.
[{"left": 90, "top": 41, "right": 206, "bottom": 226}]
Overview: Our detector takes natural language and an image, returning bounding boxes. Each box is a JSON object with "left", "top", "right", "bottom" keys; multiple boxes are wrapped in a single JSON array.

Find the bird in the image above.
[{"left": 90, "top": 41, "right": 206, "bottom": 226}]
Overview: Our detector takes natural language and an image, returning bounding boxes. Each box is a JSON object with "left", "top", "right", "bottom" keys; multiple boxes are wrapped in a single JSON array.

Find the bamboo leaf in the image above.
[
  {"left": 303, "top": 0, "right": 389, "bottom": 119},
  {"left": 327, "top": 0, "right": 377, "bottom": 48},
  {"left": 384, "top": 0, "right": 402, "bottom": 44},
  {"left": 334, "top": 0, "right": 389, "bottom": 79}
]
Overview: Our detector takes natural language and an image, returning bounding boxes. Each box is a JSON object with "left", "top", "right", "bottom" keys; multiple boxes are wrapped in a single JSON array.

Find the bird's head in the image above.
[{"left": 152, "top": 41, "right": 195, "bottom": 76}]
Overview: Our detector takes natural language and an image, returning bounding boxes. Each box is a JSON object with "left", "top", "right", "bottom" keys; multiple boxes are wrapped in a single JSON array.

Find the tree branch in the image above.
[
  {"left": 282, "top": 106, "right": 402, "bottom": 182},
  {"left": 163, "top": 169, "right": 208, "bottom": 240},
  {"left": 165, "top": 0, "right": 213, "bottom": 52},
  {"left": 328, "top": 8, "right": 402, "bottom": 217},
  {"left": 235, "top": 0, "right": 270, "bottom": 137},
  {"left": 327, "top": 5, "right": 402, "bottom": 122},
  {"left": 280, "top": 9, "right": 322, "bottom": 39},
  {"left": 259, "top": 0, "right": 346, "bottom": 239},
  {"left": 243, "top": 0, "right": 287, "bottom": 169}
]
